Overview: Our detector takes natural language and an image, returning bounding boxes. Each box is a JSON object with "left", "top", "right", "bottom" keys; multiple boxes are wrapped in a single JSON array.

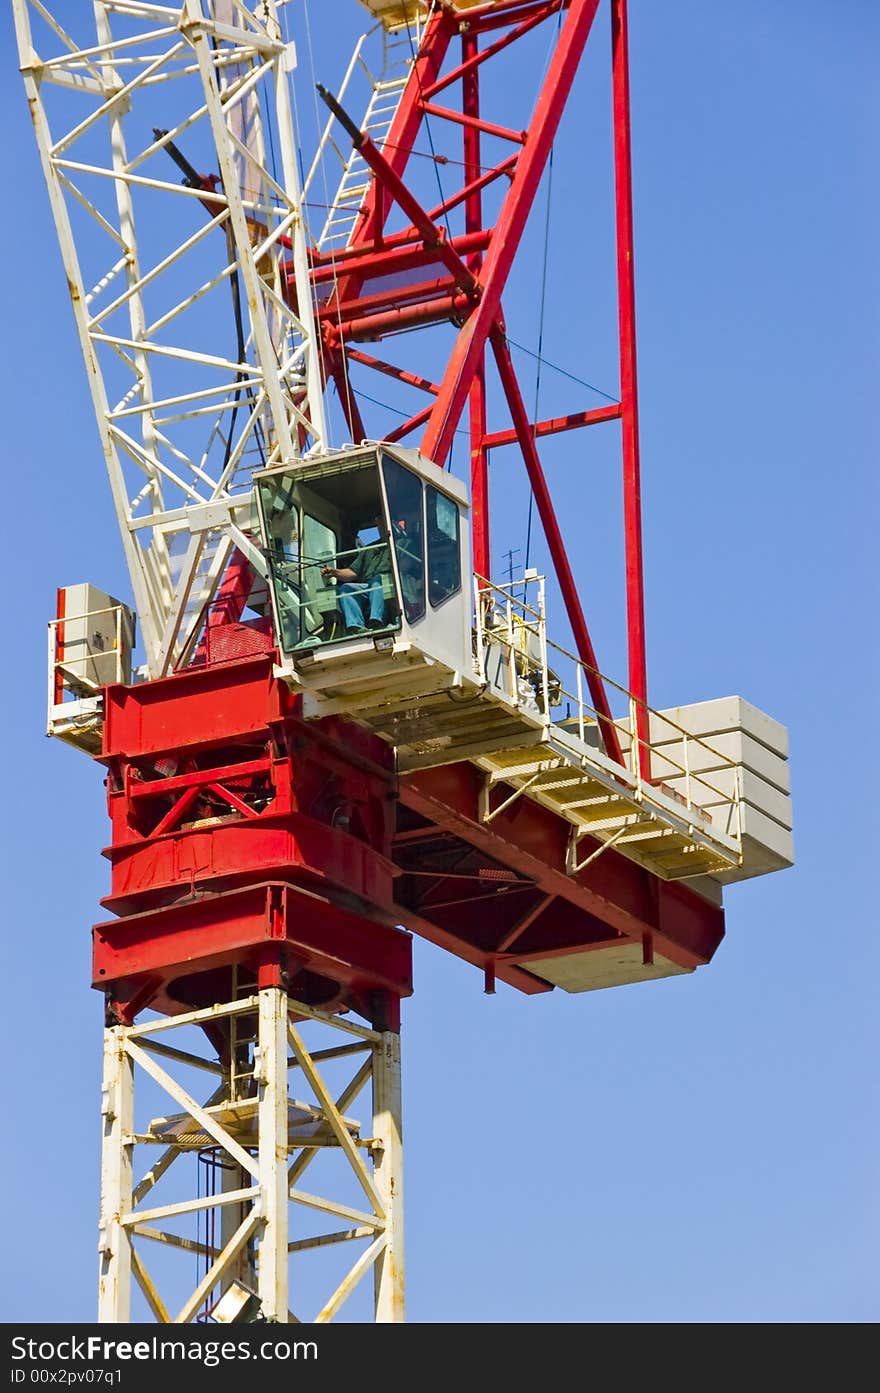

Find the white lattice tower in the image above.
[
  {"left": 98, "top": 991, "right": 404, "bottom": 1323},
  {"left": 13, "top": 0, "right": 328, "bottom": 674}
]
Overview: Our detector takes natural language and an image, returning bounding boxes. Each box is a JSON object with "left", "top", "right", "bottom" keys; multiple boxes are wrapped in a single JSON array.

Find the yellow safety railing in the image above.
[
  {"left": 48, "top": 603, "right": 129, "bottom": 709},
  {"left": 473, "top": 574, "right": 743, "bottom": 850}
]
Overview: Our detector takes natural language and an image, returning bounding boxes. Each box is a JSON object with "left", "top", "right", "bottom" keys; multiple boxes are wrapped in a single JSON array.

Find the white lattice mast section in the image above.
[
  {"left": 98, "top": 993, "right": 404, "bottom": 1324},
  {"left": 13, "top": 0, "right": 328, "bottom": 674}
]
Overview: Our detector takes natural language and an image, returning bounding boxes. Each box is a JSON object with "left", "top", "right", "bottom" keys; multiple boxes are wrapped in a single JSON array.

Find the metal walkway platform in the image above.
[{"left": 359, "top": 662, "right": 743, "bottom": 884}]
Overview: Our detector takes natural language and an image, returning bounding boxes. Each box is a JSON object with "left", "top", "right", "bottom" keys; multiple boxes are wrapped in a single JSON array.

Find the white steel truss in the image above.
[
  {"left": 13, "top": 0, "right": 328, "bottom": 674},
  {"left": 99, "top": 990, "right": 404, "bottom": 1323}
]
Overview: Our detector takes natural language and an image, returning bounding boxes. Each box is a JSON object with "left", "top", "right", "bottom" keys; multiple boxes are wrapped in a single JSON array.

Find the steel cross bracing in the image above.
[
  {"left": 307, "top": 0, "right": 649, "bottom": 769},
  {"left": 99, "top": 990, "right": 403, "bottom": 1323},
  {"left": 13, "top": 0, "right": 328, "bottom": 675}
]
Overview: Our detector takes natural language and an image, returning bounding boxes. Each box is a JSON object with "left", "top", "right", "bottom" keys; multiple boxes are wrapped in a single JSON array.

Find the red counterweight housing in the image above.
[{"left": 91, "top": 647, "right": 412, "bottom": 1028}]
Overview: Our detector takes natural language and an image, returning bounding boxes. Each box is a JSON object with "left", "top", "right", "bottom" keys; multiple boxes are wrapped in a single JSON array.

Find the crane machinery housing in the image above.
[{"left": 14, "top": 0, "right": 794, "bottom": 1325}]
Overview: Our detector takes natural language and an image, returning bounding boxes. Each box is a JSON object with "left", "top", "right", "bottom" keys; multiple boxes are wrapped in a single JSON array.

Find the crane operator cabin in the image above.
[{"left": 254, "top": 444, "right": 473, "bottom": 705}]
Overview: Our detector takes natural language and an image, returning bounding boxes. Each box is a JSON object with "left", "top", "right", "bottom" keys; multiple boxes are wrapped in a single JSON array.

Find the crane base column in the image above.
[{"left": 95, "top": 989, "right": 405, "bottom": 1324}]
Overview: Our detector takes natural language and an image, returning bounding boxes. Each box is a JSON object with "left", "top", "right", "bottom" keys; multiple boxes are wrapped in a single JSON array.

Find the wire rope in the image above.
[
  {"left": 404, "top": 6, "right": 453, "bottom": 241},
  {"left": 345, "top": 384, "right": 470, "bottom": 439},
  {"left": 505, "top": 337, "right": 618, "bottom": 403},
  {"left": 522, "top": 4, "right": 565, "bottom": 574},
  {"left": 524, "top": 140, "right": 554, "bottom": 572},
  {"left": 300, "top": 0, "right": 356, "bottom": 447}
]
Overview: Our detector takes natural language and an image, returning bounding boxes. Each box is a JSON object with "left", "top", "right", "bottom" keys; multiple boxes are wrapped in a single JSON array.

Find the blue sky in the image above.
[{"left": 0, "top": 0, "right": 876, "bottom": 1323}]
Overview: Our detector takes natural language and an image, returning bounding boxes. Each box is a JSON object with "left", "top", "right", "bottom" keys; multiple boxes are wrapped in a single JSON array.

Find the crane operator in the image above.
[{"left": 321, "top": 512, "right": 421, "bottom": 635}]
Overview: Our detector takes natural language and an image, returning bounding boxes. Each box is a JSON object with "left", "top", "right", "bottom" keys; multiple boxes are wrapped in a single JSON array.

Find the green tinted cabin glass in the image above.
[
  {"left": 426, "top": 485, "right": 461, "bottom": 607},
  {"left": 258, "top": 474, "right": 304, "bottom": 650},
  {"left": 258, "top": 461, "right": 404, "bottom": 651},
  {"left": 381, "top": 454, "right": 425, "bottom": 623}
]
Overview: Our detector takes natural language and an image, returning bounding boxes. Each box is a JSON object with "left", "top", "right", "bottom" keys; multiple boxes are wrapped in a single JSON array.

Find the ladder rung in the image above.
[{"left": 315, "top": 37, "right": 413, "bottom": 252}]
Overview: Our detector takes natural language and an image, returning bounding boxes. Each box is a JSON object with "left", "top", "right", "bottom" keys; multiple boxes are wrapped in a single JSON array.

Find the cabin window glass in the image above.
[
  {"left": 302, "top": 515, "right": 337, "bottom": 573},
  {"left": 258, "top": 476, "right": 303, "bottom": 649},
  {"left": 258, "top": 457, "right": 408, "bottom": 652},
  {"left": 382, "top": 455, "right": 425, "bottom": 622},
  {"left": 426, "top": 486, "right": 461, "bottom": 607}
]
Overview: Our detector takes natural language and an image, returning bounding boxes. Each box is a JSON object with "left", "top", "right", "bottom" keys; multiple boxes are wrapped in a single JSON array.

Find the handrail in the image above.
[
  {"left": 48, "top": 603, "right": 130, "bottom": 729},
  {"left": 302, "top": 31, "right": 370, "bottom": 203},
  {"left": 474, "top": 573, "right": 742, "bottom": 849}
]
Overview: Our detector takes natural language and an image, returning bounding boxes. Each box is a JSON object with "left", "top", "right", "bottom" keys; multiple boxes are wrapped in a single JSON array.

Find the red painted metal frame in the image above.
[
  {"left": 94, "top": 882, "right": 412, "bottom": 1029},
  {"left": 462, "top": 24, "right": 490, "bottom": 580},
  {"left": 94, "top": 654, "right": 415, "bottom": 1027},
  {"left": 483, "top": 403, "right": 623, "bottom": 449},
  {"left": 90, "top": 656, "right": 724, "bottom": 1024},
  {"left": 417, "top": 0, "right": 603, "bottom": 464},
  {"left": 305, "top": 0, "right": 651, "bottom": 770},
  {"left": 53, "top": 586, "right": 65, "bottom": 705},
  {"left": 490, "top": 326, "right": 623, "bottom": 763},
  {"left": 611, "top": 0, "right": 650, "bottom": 774},
  {"left": 393, "top": 760, "right": 724, "bottom": 987}
]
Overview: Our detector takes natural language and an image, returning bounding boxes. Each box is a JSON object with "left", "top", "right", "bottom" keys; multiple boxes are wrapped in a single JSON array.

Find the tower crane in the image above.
[{"left": 13, "top": 0, "right": 794, "bottom": 1324}]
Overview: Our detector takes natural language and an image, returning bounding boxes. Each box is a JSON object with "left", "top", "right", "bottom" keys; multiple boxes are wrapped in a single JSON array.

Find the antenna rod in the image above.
[
  {"left": 315, "top": 84, "right": 364, "bottom": 147},
  {"left": 152, "top": 128, "right": 212, "bottom": 189}
]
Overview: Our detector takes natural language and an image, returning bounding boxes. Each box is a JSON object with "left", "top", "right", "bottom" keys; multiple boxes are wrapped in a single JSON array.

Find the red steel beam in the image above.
[
  {"left": 483, "top": 402, "right": 622, "bottom": 449},
  {"left": 461, "top": 0, "right": 569, "bottom": 28},
  {"left": 385, "top": 405, "right": 434, "bottom": 443},
  {"left": 469, "top": 372, "right": 490, "bottom": 577},
  {"left": 397, "top": 762, "right": 725, "bottom": 971},
  {"left": 420, "top": 2, "right": 563, "bottom": 100},
  {"left": 494, "top": 893, "right": 557, "bottom": 953},
  {"left": 463, "top": 26, "right": 491, "bottom": 581},
  {"left": 397, "top": 903, "right": 553, "bottom": 995},
  {"left": 307, "top": 230, "right": 491, "bottom": 288},
  {"left": 333, "top": 293, "right": 473, "bottom": 343},
  {"left": 611, "top": 0, "right": 650, "bottom": 776},
  {"left": 422, "top": 0, "right": 602, "bottom": 467},
  {"left": 490, "top": 326, "right": 625, "bottom": 766},
  {"left": 426, "top": 153, "right": 518, "bottom": 226},
  {"left": 126, "top": 756, "right": 270, "bottom": 802},
  {"left": 418, "top": 102, "right": 527, "bottom": 145},
  {"left": 322, "top": 274, "right": 459, "bottom": 324},
  {"left": 344, "top": 348, "right": 440, "bottom": 397},
  {"left": 328, "top": 351, "right": 367, "bottom": 443}
]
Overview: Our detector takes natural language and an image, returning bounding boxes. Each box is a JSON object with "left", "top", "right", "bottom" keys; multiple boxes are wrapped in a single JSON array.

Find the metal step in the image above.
[{"left": 316, "top": 27, "right": 418, "bottom": 251}]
